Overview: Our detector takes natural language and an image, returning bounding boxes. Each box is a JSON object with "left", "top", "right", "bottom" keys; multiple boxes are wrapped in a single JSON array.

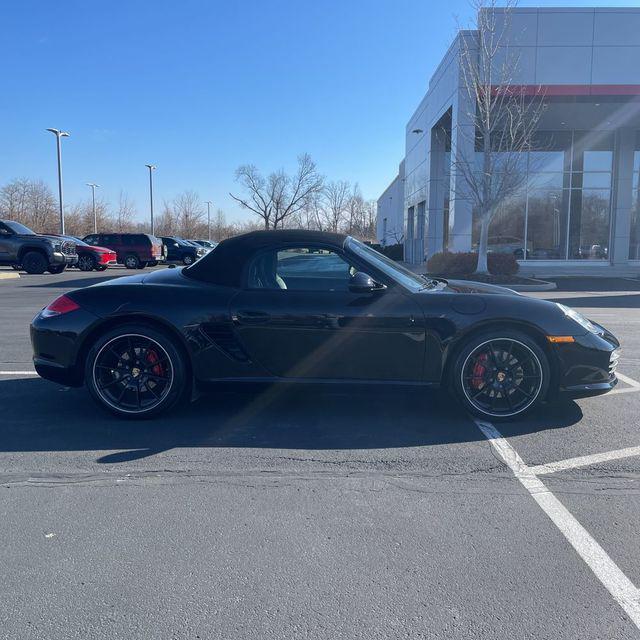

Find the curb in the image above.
[
  {"left": 0, "top": 271, "right": 20, "bottom": 280},
  {"left": 506, "top": 281, "right": 557, "bottom": 292}
]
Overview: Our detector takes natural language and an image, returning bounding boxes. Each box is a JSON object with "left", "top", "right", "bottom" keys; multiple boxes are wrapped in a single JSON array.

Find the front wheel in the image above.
[
  {"left": 85, "top": 324, "right": 187, "bottom": 419},
  {"left": 182, "top": 254, "right": 194, "bottom": 265},
  {"left": 22, "top": 251, "right": 48, "bottom": 274},
  {"left": 451, "top": 330, "right": 550, "bottom": 421}
]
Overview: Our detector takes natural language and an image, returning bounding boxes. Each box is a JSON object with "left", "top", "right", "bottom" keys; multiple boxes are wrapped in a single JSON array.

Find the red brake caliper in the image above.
[
  {"left": 145, "top": 349, "right": 164, "bottom": 377},
  {"left": 471, "top": 352, "right": 488, "bottom": 389}
]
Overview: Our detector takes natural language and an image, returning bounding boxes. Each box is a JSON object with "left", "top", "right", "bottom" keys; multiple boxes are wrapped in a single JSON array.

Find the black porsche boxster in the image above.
[{"left": 31, "top": 230, "right": 620, "bottom": 420}]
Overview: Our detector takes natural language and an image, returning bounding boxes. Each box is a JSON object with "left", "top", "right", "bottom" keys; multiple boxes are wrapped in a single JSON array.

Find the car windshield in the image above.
[
  {"left": 345, "top": 237, "right": 431, "bottom": 292},
  {"left": 4, "top": 220, "right": 35, "bottom": 235}
]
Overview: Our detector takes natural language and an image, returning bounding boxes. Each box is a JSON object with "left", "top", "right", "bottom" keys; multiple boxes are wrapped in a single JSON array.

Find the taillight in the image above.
[{"left": 41, "top": 294, "right": 80, "bottom": 318}]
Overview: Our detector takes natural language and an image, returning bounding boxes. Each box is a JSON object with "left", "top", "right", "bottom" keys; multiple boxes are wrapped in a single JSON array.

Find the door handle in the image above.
[{"left": 233, "top": 310, "right": 270, "bottom": 325}]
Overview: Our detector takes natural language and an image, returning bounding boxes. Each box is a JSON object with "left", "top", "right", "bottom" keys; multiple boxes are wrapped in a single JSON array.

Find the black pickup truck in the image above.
[{"left": 0, "top": 220, "right": 78, "bottom": 274}]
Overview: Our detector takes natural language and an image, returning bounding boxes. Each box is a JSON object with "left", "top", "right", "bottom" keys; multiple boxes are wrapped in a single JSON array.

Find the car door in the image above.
[
  {"left": 229, "top": 245, "right": 425, "bottom": 381},
  {"left": 0, "top": 223, "right": 15, "bottom": 262}
]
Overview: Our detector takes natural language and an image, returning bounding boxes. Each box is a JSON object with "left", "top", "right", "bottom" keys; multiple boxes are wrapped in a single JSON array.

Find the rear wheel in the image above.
[
  {"left": 124, "top": 254, "right": 140, "bottom": 269},
  {"left": 78, "top": 254, "right": 96, "bottom": 271},
  {"left": 22, "top": 251, "right": 48, "bottom": 274},
  {"left": 451, "top": 330, "right": 549, "bottom": 421},
  {"left": 85, "top": 324, "right": 187, "bottom": 418}
]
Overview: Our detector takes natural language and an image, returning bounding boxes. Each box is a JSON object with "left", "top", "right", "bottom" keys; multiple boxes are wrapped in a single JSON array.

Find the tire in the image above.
[
  {"left": 22, "top": 251, "right": 48, "bottom": 275},
  {"left": 124, "top": 254, "right": 140, "bottom": 269},
  {"left": 451, "top": 329, "right": 550, "bottom": 421},
  {"left": 85, "top": 323, "right": 188, "bottom": 419},
  {"left": 48, "top": 264, "right": 66, "bottom": 274},
  {"left": 182, "top": 254, "right": 194, "bottom": 266},
  {"left": 78, "top": 254, "right": 96, "bottom": 271}
]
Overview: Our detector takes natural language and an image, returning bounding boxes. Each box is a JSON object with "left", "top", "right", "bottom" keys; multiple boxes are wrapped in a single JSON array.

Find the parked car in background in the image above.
[
  {"left": 160, "top": 236, "right": 206, "bottom": 265},
  {"left": 83, "top": 233, "right": 164, "bottom": 269},
  {"left": 190, "top": 239, "right": 218, "bottom": 250},
  {"left": 0, "top": 220, "right": 78, "bottom": 274},
  {"left": 50, "top": 235, "right": 117, "bottom": 271}
]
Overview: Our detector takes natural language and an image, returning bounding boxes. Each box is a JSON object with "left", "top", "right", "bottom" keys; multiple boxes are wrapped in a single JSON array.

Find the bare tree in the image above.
[
  {"left": 172, "top": 190, "right": 204, "bottom": 238},
  {"left": 319, "top": 180, "right": 350, "bottom": 233},
  {"left": 230, "top": 153, "right": 324, "bottom": 229},
  {"left": 0, "top": 178, "right": 59, "bottom": 232},
  {"left": 455, "top": 0, "right": 546, "bottom": 273},
  {"left": 115, "top": 191, "right": 137, "bottom": 232}
]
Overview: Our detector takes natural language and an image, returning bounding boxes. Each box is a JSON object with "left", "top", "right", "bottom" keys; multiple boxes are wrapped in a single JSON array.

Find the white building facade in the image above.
[{"left": 379, "top": 7, "right": 640, "bottom": 274}]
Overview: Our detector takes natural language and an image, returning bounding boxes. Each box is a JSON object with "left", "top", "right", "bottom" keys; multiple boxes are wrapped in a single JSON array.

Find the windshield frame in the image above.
[{"left": 344, "top": 237, "right": 429, "bottom": 293}]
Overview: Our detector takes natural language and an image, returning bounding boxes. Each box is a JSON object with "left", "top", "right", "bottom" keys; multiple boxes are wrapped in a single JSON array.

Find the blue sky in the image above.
[{"left": 1, "top": 0, "right": 635, "bottom": 224}]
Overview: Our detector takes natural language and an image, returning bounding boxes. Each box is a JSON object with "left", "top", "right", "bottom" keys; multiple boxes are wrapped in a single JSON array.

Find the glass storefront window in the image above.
[
  {"left": 471, "top": 129, "right": 614, "bottom": 260},
  {"left": 472, "top": 190, "right": 526, "bottom": 259},
  {"left": 569, "top": 189, "right": 611, "bottom": 259},
  {"left": 526, "top": 189, "right": 568, "bottom": 260},
  {"left": 629, "top": 140, "right": 640, "bottom": 260}
]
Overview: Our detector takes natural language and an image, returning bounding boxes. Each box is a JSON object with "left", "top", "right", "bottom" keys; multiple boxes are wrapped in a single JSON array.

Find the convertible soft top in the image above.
[{"left": 185, "top": 229, "right": 348, "bottom": 287}]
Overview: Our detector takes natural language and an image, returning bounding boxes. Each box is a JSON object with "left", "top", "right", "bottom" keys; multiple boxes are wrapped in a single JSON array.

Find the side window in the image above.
[
  {"left": 84, "top": 235, "right": 98, "bottom": 245},
  {"left": 248, "top": 247, "right": 354, "bottom": 291},
  {"left": 0, "top": 223, "right": 12, "bottom": 235}
]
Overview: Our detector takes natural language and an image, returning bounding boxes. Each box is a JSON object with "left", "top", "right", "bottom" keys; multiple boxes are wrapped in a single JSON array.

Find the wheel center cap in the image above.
[
  {"left": 496, "top": 371, "right": 506, "bottom": 383},
  {"left": 131, "top": 367, "right": 141, "bottom": 378}
]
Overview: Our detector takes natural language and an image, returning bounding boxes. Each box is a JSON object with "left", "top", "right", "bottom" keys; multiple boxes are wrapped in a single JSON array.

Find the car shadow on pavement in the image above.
[{"left": 0, "top": 378, "right": 583, "bottom": 464}]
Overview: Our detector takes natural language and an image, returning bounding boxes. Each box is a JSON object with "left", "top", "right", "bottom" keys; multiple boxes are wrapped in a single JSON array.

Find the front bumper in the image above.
[
  {"left": 52, "top": 251, "right": 78, "bottom": 266},
  {"left": 555, "top": 324, "right": 620, "bottom": 399}
]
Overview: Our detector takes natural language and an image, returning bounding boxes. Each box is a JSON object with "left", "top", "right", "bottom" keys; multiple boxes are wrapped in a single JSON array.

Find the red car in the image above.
[
  {"left": 83, "top": 233, "right": 164, "bottom": 269},
  {"left": 52, "top": 235, "right": 117, "bottom": 271}
]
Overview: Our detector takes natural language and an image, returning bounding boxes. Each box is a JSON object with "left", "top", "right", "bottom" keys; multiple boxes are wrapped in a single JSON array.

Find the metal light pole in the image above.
[
  {"left": 145, "top": 164, "right": 156, "bottom": 235},
  {"left": 46, "top": 128, "right": 70, "bottom": 234},
  {"left": 86, "top": 183, "right": 100, "bottom": 233},
  {"left": 205, "top": 200, "right": 212, "bottom": 241}
]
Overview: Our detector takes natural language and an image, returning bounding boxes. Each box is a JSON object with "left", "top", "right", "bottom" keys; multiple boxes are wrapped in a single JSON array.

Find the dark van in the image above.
[{"left": 83, "top": 233, "right": 164, "bottom": 269}]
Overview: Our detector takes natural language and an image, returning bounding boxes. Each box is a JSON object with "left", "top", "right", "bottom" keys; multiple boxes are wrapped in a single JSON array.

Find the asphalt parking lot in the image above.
[{"left": 1, "top": 267, "right": 640, "bottom": 639}]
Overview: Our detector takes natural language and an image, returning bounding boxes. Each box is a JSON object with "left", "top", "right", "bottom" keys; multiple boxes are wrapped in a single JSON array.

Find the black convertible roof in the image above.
[{"left": 185, "top": 229, "right": 348, "bottom": 287}]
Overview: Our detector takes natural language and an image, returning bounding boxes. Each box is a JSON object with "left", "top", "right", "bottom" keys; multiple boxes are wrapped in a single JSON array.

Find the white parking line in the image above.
[
  {"left": 528, "top": 445, "right": 640, "bottom": 475},
  {"left": 474, "top": 418, "right": 640, "bottom": 631},
  {"left": 0, "top": 370, "right": 37, "bottom": 375},
  {"left": 616, "top": 372, "right": 640, "bottom": 389}
]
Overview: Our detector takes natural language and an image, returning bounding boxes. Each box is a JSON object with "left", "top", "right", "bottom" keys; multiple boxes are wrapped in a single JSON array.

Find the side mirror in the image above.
[{"left": 349, "top": 271, "right": 385, "bottom": 293}]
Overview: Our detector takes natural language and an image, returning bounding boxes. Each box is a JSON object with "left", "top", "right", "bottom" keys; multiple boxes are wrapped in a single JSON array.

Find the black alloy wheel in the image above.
[
  {"left": 124, "top": 254, "right": 140, "bottom": 269},
  {"left": 453, "top": 331, "right": 548, "bottom": 420},
  {"left": 78, "top": 254, "right": 96, "bottom": 271},
  {"left": 21, "top": 251, "right": 48, "bottom": 274},
  {"left": 86, "top": 325, "right": 187, "bottom": 418}
]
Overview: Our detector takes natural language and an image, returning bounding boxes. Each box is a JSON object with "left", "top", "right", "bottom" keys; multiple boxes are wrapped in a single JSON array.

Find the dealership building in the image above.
[{"left": 377, "top": 6, "right": 640, "bottom": 274}]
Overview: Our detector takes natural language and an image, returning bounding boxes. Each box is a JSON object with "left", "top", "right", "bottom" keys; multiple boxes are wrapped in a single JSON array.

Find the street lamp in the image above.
[
  {"left": 86, "top": 183, "right": 100, "bottom": 233},
  {"left": 46, "top": 128, "right": 70, "bottom": 234},
  {"left": 205, "top": 200, "right": 213, "bottom": 241},
  {"left": 145, "top": 164, "right": 156, "bottom": 235}
]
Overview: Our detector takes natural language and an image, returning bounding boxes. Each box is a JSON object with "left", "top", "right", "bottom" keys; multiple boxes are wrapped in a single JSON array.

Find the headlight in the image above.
[{"left": 556, "top": 303, "right": 598, "bottom": 334}]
